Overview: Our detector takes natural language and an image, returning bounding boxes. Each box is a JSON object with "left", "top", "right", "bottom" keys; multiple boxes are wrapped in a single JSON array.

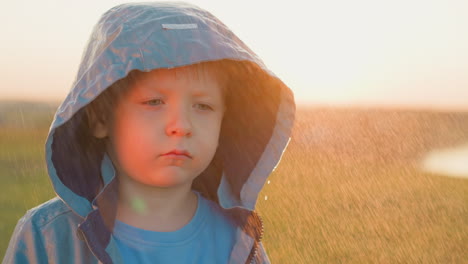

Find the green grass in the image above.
[
  {"left": 1, "top": 103, "right": 467, "bottom": 262},
  {"left": 256, "top": 153, "right": 467, "bottom": 263},
  {"left": 0, "top": 126, "right": 55, "bottom": 257}
]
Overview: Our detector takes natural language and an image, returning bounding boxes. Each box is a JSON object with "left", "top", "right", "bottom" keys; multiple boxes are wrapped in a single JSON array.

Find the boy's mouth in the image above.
[{"left": 162, "top": 149, "right": 192, "bottom": 159}]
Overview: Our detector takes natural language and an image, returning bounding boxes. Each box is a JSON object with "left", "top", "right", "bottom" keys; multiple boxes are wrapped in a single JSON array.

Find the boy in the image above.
[{"left": 3, "top": 2, "right": 295, "bottom": 264}]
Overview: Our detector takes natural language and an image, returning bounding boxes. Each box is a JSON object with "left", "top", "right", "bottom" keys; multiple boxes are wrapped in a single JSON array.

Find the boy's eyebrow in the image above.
[
  {"left": 192, "top": 91, "right": 212, "bottom": 97},
  {"left": 141, "top": 86, "right": 217, "bottom": 99}
]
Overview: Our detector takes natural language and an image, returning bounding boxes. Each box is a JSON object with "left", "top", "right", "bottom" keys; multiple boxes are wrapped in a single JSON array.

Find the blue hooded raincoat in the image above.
[{"left": 3, "top": 2, "right": 295, "bottom": 263}]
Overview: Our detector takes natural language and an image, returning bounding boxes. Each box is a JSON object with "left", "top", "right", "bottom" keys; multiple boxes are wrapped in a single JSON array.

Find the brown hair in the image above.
[{"left": 85, "top": 61, "right": 232, "bottom": 126}]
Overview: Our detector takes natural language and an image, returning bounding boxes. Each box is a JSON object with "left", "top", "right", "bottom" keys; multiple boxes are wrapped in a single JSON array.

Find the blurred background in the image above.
[{"left": 1, "top": 0, "right": 467, "bottom": 262}]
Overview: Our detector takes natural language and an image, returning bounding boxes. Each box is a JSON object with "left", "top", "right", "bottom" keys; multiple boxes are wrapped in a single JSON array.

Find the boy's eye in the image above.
[
  {"left": 143, "top": 99, "right": 213, "bottom": 111},
  {"left": 195, "top": 103, "right": 213, "bottom": 111},
  {"left": 144, "top": 99, "right": 164, "bottom": 106}
]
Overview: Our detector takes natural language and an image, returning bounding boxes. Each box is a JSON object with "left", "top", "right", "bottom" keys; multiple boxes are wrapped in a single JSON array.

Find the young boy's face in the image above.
[{"left": 99, "top": 67, "right": 225, "bottom": 188}]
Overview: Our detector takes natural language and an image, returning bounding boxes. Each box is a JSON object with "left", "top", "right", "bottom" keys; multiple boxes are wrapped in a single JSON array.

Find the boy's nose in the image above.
[
  {"left": 167, "top": 126, "right": 192, "bottom": 137},
  {"left": 166, "top": 110, "right": 193, "bottom": 137}
]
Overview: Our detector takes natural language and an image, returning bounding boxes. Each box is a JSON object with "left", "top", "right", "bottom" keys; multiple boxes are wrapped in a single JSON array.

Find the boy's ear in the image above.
[{"left": 85, "top": 106, "right": 109, "bottom": 139}]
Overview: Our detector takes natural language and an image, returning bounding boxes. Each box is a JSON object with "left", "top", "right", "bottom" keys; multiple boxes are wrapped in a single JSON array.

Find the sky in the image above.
[{"left": 1, "top": 0, "right": 468, "bottom": 110}]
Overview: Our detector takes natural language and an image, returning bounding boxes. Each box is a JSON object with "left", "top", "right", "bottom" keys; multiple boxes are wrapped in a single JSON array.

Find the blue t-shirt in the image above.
[{"left": 112, "top": 191, "right": 237, "bottom": 263}]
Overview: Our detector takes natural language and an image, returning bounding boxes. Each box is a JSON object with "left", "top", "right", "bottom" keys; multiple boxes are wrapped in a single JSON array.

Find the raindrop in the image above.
[
  {"left": 267, "top": 180, "right": 270, "bottom": 184},
  {"left": 264, "top": 196, "right": 268, "bottom": 200}
]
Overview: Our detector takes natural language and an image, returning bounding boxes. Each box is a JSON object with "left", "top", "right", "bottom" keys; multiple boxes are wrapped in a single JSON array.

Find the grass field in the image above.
[{"left": 1, "top": 101, "right": 467, "bottom": 263}]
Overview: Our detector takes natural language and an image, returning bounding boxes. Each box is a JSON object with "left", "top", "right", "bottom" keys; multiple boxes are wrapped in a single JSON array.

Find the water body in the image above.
[{"left": 421, "top": 143, "right": 468, "bottom": 179}]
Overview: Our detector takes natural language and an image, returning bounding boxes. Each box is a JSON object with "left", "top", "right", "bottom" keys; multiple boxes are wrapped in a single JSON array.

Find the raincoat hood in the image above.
[{"left": 43, "top": 2, "right": 295, "bottom": 263}]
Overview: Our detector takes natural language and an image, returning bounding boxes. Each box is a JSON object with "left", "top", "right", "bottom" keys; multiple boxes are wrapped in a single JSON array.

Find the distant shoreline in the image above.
[{"left": 2, "top": 99, "right": 466, "bottom": 114}]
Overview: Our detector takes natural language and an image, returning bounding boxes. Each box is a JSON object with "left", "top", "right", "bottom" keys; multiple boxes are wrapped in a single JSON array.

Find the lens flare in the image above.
[{"left": 130, "top": 197, "right": 147, "bottom": 214}]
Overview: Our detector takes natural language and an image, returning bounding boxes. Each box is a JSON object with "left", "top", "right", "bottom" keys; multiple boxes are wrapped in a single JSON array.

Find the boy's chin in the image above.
[{"left": 138, "top": 173, "right": 196, "bottom": 189}]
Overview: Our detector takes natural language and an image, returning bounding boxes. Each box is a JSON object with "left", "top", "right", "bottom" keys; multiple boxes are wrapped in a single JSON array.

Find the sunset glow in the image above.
[{"left": 1, "top": 0, "right": 467, "bottom": 110}]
